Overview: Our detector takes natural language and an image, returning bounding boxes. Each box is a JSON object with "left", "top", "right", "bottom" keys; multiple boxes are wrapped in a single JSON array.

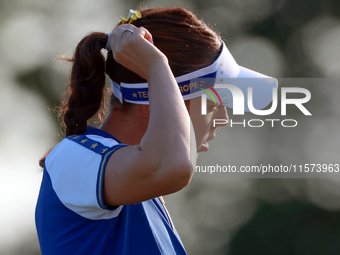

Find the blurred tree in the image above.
[
  {"left": 16, "top": 66, "right": 65, "bottom": 127},
  {"left": 227, "top": 200, "right": 340, "bottom": 255}
]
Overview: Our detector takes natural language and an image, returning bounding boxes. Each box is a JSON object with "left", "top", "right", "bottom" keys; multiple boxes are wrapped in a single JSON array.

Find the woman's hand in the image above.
[{"left": 108, "top": 24, "right": 168, "bottom": 80}]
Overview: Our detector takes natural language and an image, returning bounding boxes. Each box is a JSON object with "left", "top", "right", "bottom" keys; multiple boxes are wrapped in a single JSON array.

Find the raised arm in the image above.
[{"left": 103, "top": 25, "right": 197, "bottom": 206}]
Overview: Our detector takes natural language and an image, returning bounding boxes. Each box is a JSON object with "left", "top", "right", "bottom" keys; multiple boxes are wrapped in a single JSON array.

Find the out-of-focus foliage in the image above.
[{"left": 228, "top": 200, "right": 340, "bottom": 255}]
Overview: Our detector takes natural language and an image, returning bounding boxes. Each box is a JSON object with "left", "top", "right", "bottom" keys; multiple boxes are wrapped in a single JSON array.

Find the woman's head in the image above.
[
  {"left": 61, "top": 6, "right": 222, "bottom": 137},
  {"left": 40, "top": 6, "right": 224, "bottom": 168},
  {"left": 106, "top": 6, "right": 222, "bottom": 85}
]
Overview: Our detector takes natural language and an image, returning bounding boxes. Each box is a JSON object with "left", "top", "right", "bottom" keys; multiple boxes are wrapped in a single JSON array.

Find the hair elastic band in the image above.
[{"left": 105, "top": 33, "right": 112, "bottom": 51}]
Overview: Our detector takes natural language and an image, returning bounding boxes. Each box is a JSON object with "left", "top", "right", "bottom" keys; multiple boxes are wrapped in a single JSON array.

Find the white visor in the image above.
[{"left": 111, "top": 40, "right": 278, "bottom": 112}]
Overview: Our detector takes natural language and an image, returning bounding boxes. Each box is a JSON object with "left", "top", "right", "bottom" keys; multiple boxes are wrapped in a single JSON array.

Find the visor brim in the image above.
[{"left": 212, "top": 66, "right": 278, "bottom": 112}]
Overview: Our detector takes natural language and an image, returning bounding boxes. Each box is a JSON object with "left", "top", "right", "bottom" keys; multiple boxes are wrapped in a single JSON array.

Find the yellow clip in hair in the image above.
[
  {"left": 128, "top": 14, "right": 137, "bottom": 24},
  {"left": 122, "top": 9, "right": 142, "bottom": 24},
  {"left": 121, "top": 17, "right": 129, "bottom": 24},
  {"left": 135, "top": 10, "right": 142, "bottom": 19}
]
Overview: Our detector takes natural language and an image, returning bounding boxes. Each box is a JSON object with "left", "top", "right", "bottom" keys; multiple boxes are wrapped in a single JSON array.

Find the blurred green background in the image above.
[{"left": 1, "top": 0, "right": 340, "bottom": 254}]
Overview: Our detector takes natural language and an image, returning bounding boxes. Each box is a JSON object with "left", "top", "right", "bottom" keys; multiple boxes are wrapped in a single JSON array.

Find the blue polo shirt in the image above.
[{"left": 35, "top": 126, "right": 187, "bottom": 255}]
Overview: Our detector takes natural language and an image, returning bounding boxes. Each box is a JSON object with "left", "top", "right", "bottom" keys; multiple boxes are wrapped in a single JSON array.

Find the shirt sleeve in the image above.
[{"left": 45, "top": 135, "right": 127, "bottom": 220}]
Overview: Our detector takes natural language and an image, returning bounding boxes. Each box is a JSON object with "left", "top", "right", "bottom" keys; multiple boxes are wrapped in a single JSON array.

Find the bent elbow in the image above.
[
  {"left": 177, "top": 161, "right": 194, "bottom": 188},
  {"left": 162, "top": 160, "right": 194, "bottom": 193}
]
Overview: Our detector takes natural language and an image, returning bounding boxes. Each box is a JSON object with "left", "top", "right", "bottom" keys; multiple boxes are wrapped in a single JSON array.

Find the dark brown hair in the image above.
[{"left": 39, "top": 6, "right": 221, "bottom": 168}]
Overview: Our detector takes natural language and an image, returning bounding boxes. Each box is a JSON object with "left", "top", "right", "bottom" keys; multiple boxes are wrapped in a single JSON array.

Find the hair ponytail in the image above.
[
  {"left": 39, "top": 32, "right": 108, "bottom": 168},
  {"left": 63, "top": 32, "right": 108, "bottom": 137}
]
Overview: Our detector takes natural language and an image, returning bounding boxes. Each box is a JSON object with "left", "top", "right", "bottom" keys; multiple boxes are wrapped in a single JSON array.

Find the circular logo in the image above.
[{"left": 220, "top": 93, "right": 230, "bottom": 105}]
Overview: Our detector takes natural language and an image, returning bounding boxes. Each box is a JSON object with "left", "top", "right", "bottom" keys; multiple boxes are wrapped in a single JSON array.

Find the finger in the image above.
[
  {"left": 111, "top": 24, "right": 133, "bottom": 42},
  {"left": 135, "top": 27, "right": 154, "bottom": 44},
  {"left": 111, "top": 24, "right": 128, "bottom": 33},
  {"left": 111, "top": 25, "right": 134, "bottom": 50},
  {"left": 120, "top": 24, "right": 138, "bottom": 40}
]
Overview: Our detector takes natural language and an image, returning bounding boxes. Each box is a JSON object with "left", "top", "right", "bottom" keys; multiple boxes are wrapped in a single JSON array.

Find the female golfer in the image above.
[{"left": 35, "top": 6, "right": 276, "bottom": 255}]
